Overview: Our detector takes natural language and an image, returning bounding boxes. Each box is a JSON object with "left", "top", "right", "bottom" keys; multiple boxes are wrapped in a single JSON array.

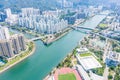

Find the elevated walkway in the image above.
[{"left": 29, "top": 36, "right": 43, "bottom": 41}]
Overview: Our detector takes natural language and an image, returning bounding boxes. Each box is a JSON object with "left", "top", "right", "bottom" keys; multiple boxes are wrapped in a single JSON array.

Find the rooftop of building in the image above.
[{"left": 76, "top": 53, "right": 102, "bottom": 71}]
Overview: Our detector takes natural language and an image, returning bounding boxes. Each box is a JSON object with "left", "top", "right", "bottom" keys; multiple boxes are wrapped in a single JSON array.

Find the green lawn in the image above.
[
  {"left": 79, "top": 52, "right": 92, "bottom": 57},
  {"left": 58, "top": 73, "right": 76, "bottom": 80},
  {"left": 99, "top": 23, "right": 108, "bottom": 29},
  {"left": 99, "top": 23, "right": 107, "bottom": 27}
]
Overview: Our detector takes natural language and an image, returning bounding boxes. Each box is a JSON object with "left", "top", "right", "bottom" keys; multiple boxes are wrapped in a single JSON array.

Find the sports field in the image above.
[
  {"left": 58, "top": 73, "right": 76, "bottom": 80},
  {"left": 54, "top": 68, "right": 82, "bottom": 80}
]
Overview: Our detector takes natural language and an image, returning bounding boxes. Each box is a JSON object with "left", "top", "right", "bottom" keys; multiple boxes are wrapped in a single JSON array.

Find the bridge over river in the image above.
[{"left": 71, "top": 26, "right": 92, "bottom": 34}]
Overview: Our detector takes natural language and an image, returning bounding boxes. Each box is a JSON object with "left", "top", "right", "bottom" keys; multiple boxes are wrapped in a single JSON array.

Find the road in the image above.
[{"left": 103, "top": 66, "right": 109, "bottom": 80}]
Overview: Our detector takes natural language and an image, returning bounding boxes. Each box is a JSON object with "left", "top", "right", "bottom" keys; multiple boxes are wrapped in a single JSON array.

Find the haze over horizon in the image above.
[{"left": 0, "top": 0, "right": 119, "bottom": 12}]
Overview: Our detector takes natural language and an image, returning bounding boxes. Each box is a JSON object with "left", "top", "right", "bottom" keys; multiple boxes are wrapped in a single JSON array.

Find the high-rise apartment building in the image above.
[
  {"left": 0, "top": 26, "right": 26, "bottom": 58},
  {"left": 11, "top": 34, "right": 21, "bottom": 54},
  {"left": 0, "top": 40, "right": 14, "bottom": 58},
  {"left": 0, "top": 12, "right": 6, "bottom": 22},
  {"left": 0, "top": 27, "right": 10, "bottom": 40},
  {"left": 5, "top": 8, "right": 18, "bottom": 25},
  {"left": 18, "top": 8, "right": 68, "bottom": 34},
  {"left": 18, "top": 34, "right": 26, "bottom": 51},
  {"left": 21, "top": 8, "right": 40, "bottom": 17},
  {"left": 5, "top": 8, "right": 12, "bottom": 18}
]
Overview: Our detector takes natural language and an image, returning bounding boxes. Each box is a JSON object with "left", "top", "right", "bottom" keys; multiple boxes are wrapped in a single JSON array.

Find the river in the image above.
[{"left": 0, "top": 14, "right": 107, "bottom": 80}]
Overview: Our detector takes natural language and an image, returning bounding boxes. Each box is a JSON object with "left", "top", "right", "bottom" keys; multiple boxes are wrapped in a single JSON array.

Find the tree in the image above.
[
  {"left": 3, "top": 59, "right": 8, "bottom": 63},
  {"left": 109, "top": 66, "right": 115, "bottom": 71},
  {"left": 99, "top": 36, "right": 106, "bottom": 41},
  {"left": 112, "top": 42, "right": 117, "bottom": 48},
  {"left": 108, "top": 74, "right": 113, "bottom": 79},
  {"left": 114, "top": 74, "right": 120, "bottom": 80}
]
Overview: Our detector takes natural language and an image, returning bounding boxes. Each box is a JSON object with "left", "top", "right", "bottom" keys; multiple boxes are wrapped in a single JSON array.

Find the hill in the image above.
[{"left": 0, "top": 0, "right": 60, "bottom": 12}]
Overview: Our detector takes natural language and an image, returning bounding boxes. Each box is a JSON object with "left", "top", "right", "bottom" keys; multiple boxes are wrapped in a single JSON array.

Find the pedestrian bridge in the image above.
[{"left": 28, "top": 36, "right": 44, "bottom": 42}]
